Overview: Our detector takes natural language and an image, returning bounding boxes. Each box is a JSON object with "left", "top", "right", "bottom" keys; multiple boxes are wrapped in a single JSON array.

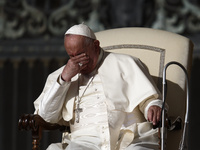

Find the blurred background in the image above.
[{"left": 0, "top": 0, "right": 200, "bottom": 149}]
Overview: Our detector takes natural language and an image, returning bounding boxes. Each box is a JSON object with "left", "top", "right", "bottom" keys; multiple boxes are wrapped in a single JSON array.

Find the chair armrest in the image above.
[
  {"left": 18, "top": 114, "right": 70, "bottom": 150},
  {"left": 167, "top": 116, "right": 182, "bottom": 131}
]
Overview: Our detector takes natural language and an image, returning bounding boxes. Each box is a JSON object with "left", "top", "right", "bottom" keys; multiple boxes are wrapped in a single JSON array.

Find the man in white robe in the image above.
[{"left": 34, "top": 24, "right": 164, "bottom": 150}]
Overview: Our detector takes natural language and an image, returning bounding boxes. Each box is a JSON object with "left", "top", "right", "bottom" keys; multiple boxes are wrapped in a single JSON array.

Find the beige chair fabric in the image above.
[{"left": 95, "top": 27, "right": 193, "bottom": 150}]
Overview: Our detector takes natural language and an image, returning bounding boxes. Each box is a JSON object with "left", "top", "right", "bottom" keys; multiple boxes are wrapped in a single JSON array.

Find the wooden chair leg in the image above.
[
  {"left": 32, "top": 139, "right": 40, "bottom": 150},
  {"left": 32, "top": 128, "right": 41, "bottom": 150}
]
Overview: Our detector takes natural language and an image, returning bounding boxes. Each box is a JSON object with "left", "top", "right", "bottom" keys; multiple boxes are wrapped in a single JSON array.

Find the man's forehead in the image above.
[{"left": 65, "top": 35, "right": 85, "bottom": 44}]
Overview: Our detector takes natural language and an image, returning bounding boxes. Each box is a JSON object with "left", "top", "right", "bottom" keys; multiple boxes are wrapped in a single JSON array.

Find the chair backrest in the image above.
[{"left": 95, "top": 27, "right": 193, "bottom": 150}]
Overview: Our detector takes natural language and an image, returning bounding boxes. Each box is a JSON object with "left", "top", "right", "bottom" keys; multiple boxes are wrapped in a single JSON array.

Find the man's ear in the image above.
[
  {"left": 94, "top": 40, "right": 100, "bottom": 52},
  {"left": 94, "top": 40, "right": 100, "bottom": 47}
]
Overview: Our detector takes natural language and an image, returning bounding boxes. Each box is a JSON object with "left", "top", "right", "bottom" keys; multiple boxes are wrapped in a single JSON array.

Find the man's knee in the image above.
[{"left": 47, "top": 143, "right": 64, "bottom": 150}]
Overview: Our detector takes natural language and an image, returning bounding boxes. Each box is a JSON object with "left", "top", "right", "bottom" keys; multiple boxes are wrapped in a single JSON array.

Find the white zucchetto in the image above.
[{"left": 65, "top": 24, "right": 96, "bottom": 40}]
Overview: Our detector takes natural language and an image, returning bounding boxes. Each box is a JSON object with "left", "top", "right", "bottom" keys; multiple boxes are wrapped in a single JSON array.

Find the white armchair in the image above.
[{"left": 95, "top": 27, "right": 193, "bottom": 150}]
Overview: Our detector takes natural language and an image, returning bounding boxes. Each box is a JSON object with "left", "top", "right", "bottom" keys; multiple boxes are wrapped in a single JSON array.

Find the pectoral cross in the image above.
[{"left": 75, "top": 103, "right": 83, "bottom": 123}]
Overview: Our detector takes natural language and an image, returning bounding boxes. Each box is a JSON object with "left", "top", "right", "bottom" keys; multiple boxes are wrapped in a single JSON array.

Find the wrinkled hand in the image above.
[
  {"left": 147, "top": 105, "right": 161, "bottom": 126},
  {"left": 61, "top": 53, "right": 89, "bottom": 82}
]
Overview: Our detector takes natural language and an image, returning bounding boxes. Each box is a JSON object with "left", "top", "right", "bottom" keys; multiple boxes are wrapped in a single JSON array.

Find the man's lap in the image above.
[
  {"left": 47, "top": 141, "right": 101, "bottom": 150},
  {"left": 126, "top": 142, "right": 159, "bottom": 150}
]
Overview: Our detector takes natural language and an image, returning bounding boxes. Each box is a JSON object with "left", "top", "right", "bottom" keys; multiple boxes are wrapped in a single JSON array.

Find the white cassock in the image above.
[{"left": 34, "top": 49, "right": 163, "bottom": 150}]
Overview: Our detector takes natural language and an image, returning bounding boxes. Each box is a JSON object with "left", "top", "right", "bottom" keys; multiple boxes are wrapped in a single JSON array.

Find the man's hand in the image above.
[
  {"left": 147, "top": 105, "right": 161, "bottom": 126},
  {"left": 61, "top": 53, "right": 89, "bottom": 82}
]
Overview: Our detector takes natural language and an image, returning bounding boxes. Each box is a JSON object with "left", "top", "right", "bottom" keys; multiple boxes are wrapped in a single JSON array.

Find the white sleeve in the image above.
[
  {"left": 144, "top": 99, "right": 169, "bottom": 120},
  {"left": 38, "top": 75, "right": 71, "bottom": 123}
]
